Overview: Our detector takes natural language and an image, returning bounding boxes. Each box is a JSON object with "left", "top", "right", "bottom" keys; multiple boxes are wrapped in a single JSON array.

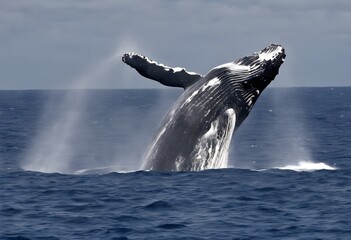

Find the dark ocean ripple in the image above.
[
  {"left": 1, "top": 88, "right": 351, "bottom": 239},
  {"left": 2, "top": 169, "right": 351, "bottom": 239}
]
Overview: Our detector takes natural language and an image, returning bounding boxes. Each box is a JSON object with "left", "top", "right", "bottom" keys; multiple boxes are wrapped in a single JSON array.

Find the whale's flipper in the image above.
[{"left": 122, "top": 53, "right": 202, "bottom": 89}]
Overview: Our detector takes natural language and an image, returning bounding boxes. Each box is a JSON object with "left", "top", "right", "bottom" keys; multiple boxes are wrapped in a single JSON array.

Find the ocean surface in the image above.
[{"left": 1, "top": 87, "right": 351, "bottom": 239}]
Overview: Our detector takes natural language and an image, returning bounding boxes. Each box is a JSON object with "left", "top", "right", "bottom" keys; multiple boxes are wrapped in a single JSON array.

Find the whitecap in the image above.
[{"left": 276, "top": 161, "right": 336, "bottom": 172}]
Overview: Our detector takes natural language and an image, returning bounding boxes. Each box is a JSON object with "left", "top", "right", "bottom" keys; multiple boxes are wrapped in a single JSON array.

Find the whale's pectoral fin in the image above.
[{"left": 122, "top": 53, "right": 202, "bottom": 89}]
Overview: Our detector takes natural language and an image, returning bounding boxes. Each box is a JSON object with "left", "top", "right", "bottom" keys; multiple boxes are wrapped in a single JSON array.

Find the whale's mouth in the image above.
[
  {"left": 256, "top": 44, "right": 285, "bottom": 82},
  {"left": 236, "top": 44, "right": 285, "bottom": 103},
  {"left": 234, "top": 44, "right": 285, "bottom": 80}
]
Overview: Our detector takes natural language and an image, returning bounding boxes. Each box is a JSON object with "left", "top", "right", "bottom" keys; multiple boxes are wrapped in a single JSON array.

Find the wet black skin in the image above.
[{"left": 122, "top": 44, "right": 285, "bottom": 171}]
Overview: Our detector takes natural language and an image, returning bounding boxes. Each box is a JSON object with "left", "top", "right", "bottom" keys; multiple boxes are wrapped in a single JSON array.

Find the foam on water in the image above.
[
  {"left": 74, "top": 166, "right": 136, "bottom": 175},
  {"left": 276, "top": 161, "right": 336, "bottom": 172}
]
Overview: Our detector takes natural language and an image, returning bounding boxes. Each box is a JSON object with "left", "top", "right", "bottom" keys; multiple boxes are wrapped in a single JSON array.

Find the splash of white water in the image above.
[
  {"left": 276, "top": 161, "right": 336, "bottom": 171},
  {"left": 191, "top": 109, "right": 236, "bottom": 171}
]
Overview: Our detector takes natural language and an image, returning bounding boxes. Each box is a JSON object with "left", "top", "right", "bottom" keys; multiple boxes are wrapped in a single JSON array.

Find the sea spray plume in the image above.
[
  {"left": 271, "top": 89, "right": 313, "bottom": 167},
  {"left": 22, "top": 57, "right": 118, "bottom": 174},
  {"left": 268, "top": 88, "right": 329, "bottom": 170},
  {"left": 22, "top": 37, "right": 161, "bottom": 174},
  {"left": 123, "top": 44, "right": 286, "bottom": 171}
]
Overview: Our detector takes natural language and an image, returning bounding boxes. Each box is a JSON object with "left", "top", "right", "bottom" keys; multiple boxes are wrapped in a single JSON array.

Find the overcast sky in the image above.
[{"left": 1, "top": 0, "right": 350, "bottom": 89}]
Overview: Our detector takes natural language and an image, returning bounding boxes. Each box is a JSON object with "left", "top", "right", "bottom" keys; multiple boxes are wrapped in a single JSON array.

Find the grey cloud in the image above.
[{"left": 0, "top": 0, "right": 350, "bottom": 89}]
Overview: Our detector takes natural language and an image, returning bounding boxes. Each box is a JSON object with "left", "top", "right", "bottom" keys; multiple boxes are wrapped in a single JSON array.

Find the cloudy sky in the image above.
[{"left": 1, "top": 0, "right": 350, "bottom": 89}]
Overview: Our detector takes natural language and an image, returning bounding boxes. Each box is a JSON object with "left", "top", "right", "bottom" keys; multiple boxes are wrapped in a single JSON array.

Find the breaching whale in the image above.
[{"left": 122, "top": 44, "right": 285, "bottom": 171}]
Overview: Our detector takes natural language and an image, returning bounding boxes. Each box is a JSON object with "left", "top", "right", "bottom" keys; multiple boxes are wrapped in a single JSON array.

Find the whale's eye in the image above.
[{"left": 242, "top": 81, "right": 252, "bottom": 92}]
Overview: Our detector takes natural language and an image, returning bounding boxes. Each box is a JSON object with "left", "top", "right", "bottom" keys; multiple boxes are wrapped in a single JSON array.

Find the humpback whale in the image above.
[{"left": 122, "top": 44, "right": 285, "bottom": 171}]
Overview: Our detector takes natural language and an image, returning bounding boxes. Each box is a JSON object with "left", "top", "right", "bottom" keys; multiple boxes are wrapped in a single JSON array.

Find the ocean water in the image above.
[{"left": 1, "top": 87, "right": 351, "bottom": 239}]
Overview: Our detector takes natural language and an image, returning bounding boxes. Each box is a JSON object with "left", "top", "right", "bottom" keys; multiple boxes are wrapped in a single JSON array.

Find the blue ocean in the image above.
[{"left": 1, "top": 87, "right": 350, "bottom": 239}]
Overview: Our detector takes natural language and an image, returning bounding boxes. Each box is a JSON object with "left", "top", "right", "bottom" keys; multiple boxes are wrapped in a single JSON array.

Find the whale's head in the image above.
[
  {"left": 225, "top": 44, "right": 285, "bottom": 126},
  {"left": 256, "top": 44, "right": 286, "bottom": 82},
  {"left": 234, "top": 44, "right": 286, "bottom": 96}
]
